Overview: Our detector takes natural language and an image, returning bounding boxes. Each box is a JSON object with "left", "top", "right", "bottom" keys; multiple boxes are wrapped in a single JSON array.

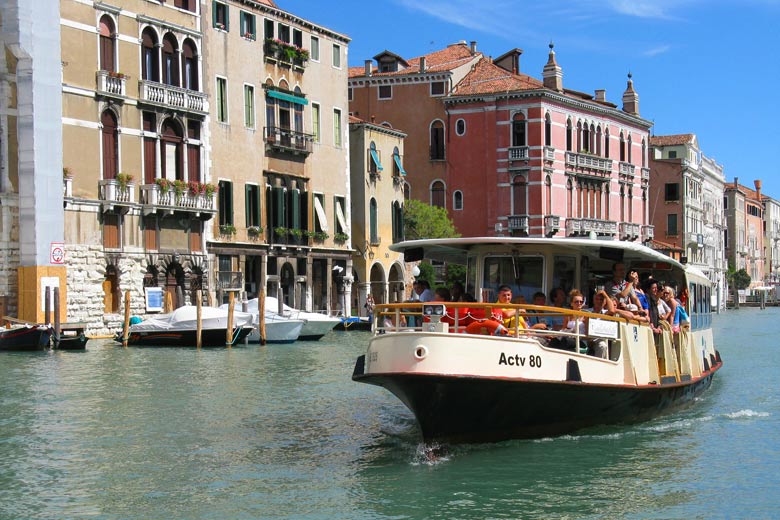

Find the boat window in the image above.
[
  {"left": 552, "top": 256, "right": 576, "bottom": 295},
  {"left": 482, "top": 255, "right": 543, "bottom": 303}
]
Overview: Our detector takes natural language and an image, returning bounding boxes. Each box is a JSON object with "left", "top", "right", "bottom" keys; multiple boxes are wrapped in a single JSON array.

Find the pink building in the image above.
[{"left": 350, "top": 42, "right": 655, "bottom": 240}]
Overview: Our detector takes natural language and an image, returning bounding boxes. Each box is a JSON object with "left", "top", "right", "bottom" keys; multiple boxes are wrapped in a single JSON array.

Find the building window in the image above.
[
  {"left": 431, "top": 180, "right": 445, "bottom": 208},
  {"left": 333, "top": 108, "right": 342, "bottom": 147},
  {"left": 641, "top": 139, "right": 646, "bottom": 168},
  {"left": 604, "top": 128, "right": 610, "bottom": 158},
  {"left": 566, "top": 118, "right": 573, "bottom": 151},
  {"left": 545, "top": 113, "right": 552, "bottom": 147},
  {"left": 310, "top": 36, "right": 320, "bottom": 61},
  {"left": 667, "top": 213, "right": 678, "bottom": 236},
  {"left": 293, "top": 28, "right": 302, "bottom": 49},
  {"left": 627, "top": 135, "right": 633, "bottom": 163},
  {"left": 219, "top": 180, "right": 233, "bottom": 226},
  {"left": 245, "top": 184, "right": 261, "bottom": 228},
  {"left": 334, "top": 195, "right": 347, "bottom": 235},
  {"left": 596, "top": 125, "right": 602, "bottom": 156},
  {"left": 368, "top": 141, "right": 382, "bottom": 175},
  {"left": 566, "top": 178, "right": 573, "bottom": 217},
  {"left": 162, "top": 34, "right": 179, "bottom": 87},
  {"left": 182, "top": 39, "right": 199, "bottom": 90},
  {"left": 141, "top": 28, "right": 159, "bottom": 82},
  {"left": 512, "top": 175, "right": 527, "bottom": 215},
  {"left": 378, "top": 85, "right": 392, "bottom": 99},
  {"left": 332, "top": 44, "right": 341, "bottom": 68},
  {"left": 392, "top": 201, "right": 404, "bottom": 243},
  {"left": 403, "top": 182, "right": 411, "bottom": 200},
  {"left": 620, "top": 132, "right": 626, "bottom": 162},
  {"left": 213, "top": 1, "right": 229, "bottom": 30},
  {"left": 665, "top": 183, "right": 680, "bottom": 202},
  {"left": 545, "top": 174, "right": 552, "bottom": 215},
  {"left": 101, "top": 110, "right": 118, "bottom": 180},
  {"left": 392, "top": 147, "right": 405, "bottom": 177},
  {"left": 453, "top": 190, "right": 463, "bottom": 210},
  {"left": 369, "top": 198, "right": 378, "bottom": 245},
  {"left": 103, "top": 214, "right": 121, "bottom": 251},
  {"left": 173, "top": 0, "right": 196, "bottom": 12},
  {"left": 240, "top": 11, "right": 255, "bottom": 39},
  {"left": 98, "top": 15, "right": 115, "bottom": 72},
  {"left": 264, "top": 18, "right": 273, "bottom": 39},
  {"left": 348, "top": 87, "right": 353, "bottom": 101},
  {"left": 455, "top": 119, "right": 466, "bottom": 136},
  {"left": 430, "top": 120, "right": 445, "bottom": 160},
  {"left": 512, "top": 113, "right": 526, "bottom": 147},
  {"left": 216, "top": 77, "right": 228, "bottom": 123},
  {"left": 244, "top": 84, "right": 254, "bottom": 128},
  {"left": 143, "top": 112, "right": 157, "bottom": 183},
  {"left": 581, "top": 122, "right": 590, "bottom": 152},
  {"left": 161, "top": 118, "right": 184, "bottom": 181},
  {"left": 669, "top": 150, "right": 678, "bottom": 159},
  {"left": 430, "top": 81, "right": 445, "bottom": 96},
  {"left": 277, "top": 23, "right": 290, "bottom": 43},
  {"left": 187, "top": 121, "right": 201, "bottom": 183},
  {"left": 311, "top": 103, "right": 320, "bottom": 142}
]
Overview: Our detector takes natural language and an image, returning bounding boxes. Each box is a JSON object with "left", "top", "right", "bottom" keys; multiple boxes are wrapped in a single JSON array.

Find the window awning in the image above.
[
  {"left": 314, "top": 196, "right": 329, "bottom": 232},
  {"left": 393, "top": 154, "right": 406, "bottom": 176},
  {"left": 335, "top": 200, "right": 348, "bottom": 233},
  {"left": 370, "top": 149, "right": 384, "bottom": 171},
  {"left": 267, "top": 89, "right": 309, "bottom": 105}
]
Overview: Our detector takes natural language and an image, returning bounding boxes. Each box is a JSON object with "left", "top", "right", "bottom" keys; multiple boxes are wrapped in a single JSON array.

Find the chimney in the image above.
[
  {"left": 622, "top": 72, "right": 640, "bottom": 115},
  {"left": 419, "top": 56, "right": 426, "bottom": 73},
  {"left": 364, "top": 59, "right": 372, "bottom": 77},
  {"left": 542, "top": 42, "right": 563, "bottom": 92},
  {"left": 755, "top": 179, "right": 762, "bottom": 198},
  {"left": 595, "top": 89, "right": 606, "bottom": 102},
  {"left": 734, "top": 176, "right": 739, "bottom": 188},
  {"left": 470, "top": 41, "right": 477, "bottom": 54}
]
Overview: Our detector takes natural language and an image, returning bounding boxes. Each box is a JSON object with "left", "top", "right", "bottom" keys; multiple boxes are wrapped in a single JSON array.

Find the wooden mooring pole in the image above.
[
  {"left": 53, "top": 288, "right": 61, "bottom": 347},
  {"left": 226, "top": 292, "right": 234, "bottom": 347},
  {"left": 258, "top": 289, "right": 267, "bottom": 345},
  {"left": 196, "top": 289, "right": 203, "bottom": 349},
  {"left": 122, "top": 290, "right": 131, "bottom": 347}
]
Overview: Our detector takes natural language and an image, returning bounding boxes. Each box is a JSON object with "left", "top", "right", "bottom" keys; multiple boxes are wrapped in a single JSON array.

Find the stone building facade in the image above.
[{"left": 724, "top": 178, "right": 765, "bottom": 288}]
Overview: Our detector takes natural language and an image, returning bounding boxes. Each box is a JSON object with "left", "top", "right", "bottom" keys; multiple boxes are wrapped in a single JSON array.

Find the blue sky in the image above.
[{"left": 284, "top": 0, "right": 780, "bottom": 196}]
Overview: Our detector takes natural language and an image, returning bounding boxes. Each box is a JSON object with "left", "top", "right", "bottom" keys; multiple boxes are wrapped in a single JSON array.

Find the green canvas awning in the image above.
[{"left": 267, "top": 90, "right": 308, "bottom": 105}]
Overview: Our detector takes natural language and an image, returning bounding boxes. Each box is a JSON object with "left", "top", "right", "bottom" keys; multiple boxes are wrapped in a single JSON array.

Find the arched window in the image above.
[
  {"left": 99, "top": 15, "right": 115, "bottom": 72},
  {"left": 265, "top": 79, "right": 276, "bottom": 131},
  {"left": 431, "top": 180, "right": 445, "bottom": 208},
  {"left": 161, "top": 118, "right": 184, "bottom": 181},
  {"left": 641, "top": 138, "right": 647, "bottom": 168},
  {"left": 392, "top": 201, "right": 404, "bottom": 243},
  {"left": 430, "top": 120, "right": 445, "bottom": 160},
  {"left": 403, "top": 181, "right": 411, "bottom": 200},
  {"left": 620, "top": 184, "right": 625, "bottom": 222},
  {"left": 101, "top": 110, "right": 118, "bottom": 180},
  {"left": 604, "top": 128, "right": 610, "bottom": 158},
  {"left": 545, "top": 175, "right": 552, "bottom": 215},
  {"left": 512, "top": 175, "right": 527, "bottom": 215},
  {"left": 581, "top": 122, "right": 590, "bottom": 153},
  {"left": 589, "top": 124, "right": 596, "bottom": 154},
  {"left": 619, "top": 132, "right": 626, "bottom": 162},
  {"left": 566, "top": 178, "right": 573, "bottom": 218},
  {"left": 162, "top": 33, "right": 179, "bottom": 87},
  {"left": 544, "top": 113, "right": 552, "bottom": 147},
  {"left": 566, "top": 118, "right": 573, "bottom": 151},
  {"left": 294, "top": 86, "right": 304, "bottom": 133},
  {"left": 453, "top": 190, "right": 463, "bottom": 210},
  {"left": 596, "top": 125, "right": 602, "bottom": 156},
  {"left": 627, "top": 135, "right": 633, "bottom": 163},
  {"left": 182, "top": 39, "right": 198, "bottom": 91},
  {"left": 369, "top": 197, "right": 378, "bottom": 244},
  {"left": 511, "top": 113, "right": 526, "bottom": 147},
  {"left": 141, "top": 28, "right": 159, "bottom": 82}
]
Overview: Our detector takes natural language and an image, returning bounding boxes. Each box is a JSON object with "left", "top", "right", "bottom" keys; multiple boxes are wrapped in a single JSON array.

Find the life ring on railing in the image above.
[{"left": 465, "top": 319, "right": 508, "bottom": 336}]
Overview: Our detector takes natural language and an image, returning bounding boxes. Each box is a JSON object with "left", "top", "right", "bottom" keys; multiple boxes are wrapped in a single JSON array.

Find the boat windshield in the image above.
[{"left": 482, "top": 255, "right": 543, "bottom": 303}]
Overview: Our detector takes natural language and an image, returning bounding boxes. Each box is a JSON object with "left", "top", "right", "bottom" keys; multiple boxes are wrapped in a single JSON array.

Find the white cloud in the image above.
[{"left": 644, "top": 44, "right": 672, "bottom": 56}]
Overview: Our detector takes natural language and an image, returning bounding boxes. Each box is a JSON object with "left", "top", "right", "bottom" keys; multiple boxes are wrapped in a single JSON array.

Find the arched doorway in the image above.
[
  {"left": 103, "top": 265, "right": 121, "bottom": 314},
  {"left": 369, "top": 263, "right": 386, "bottom": 303},
  {"left": 165, "top": 260, "right": 185, "bottom": 310},
  {"left": 280, "top": 262, "right": 295, "bottom": 307},
  {"left": 388, "top": 263, "right": 405, "bottom": 303}
]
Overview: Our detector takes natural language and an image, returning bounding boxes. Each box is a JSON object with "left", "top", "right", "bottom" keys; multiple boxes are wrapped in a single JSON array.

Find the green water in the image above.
[{"left": 0, "top": 310, "right": 776, "bottom": 519}]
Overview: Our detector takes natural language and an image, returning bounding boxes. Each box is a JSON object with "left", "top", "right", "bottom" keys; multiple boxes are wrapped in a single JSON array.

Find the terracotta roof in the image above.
[
  {"left": 348, "top": 115, "right": 363, "bottom": 124},
  {"left": 349, "top": 43, "right": 477, "bottom": 78},
  {"left": 348, "top": 114, "right": 406, "bottom": 135},
  {"left": 725, "top": 182, "right": 762, "bottom": 201},
  {"left": 255, "top": 0, "right": 277, "bottom": 6},
  {"left": 451, "top": 56, "right": 543, "bottom": 96},
  {"left": 650, "top": 239, "right": 684, "bottom": 252},
  {"left": 650, "top": 134, "right": 695, "bottom": 147}
]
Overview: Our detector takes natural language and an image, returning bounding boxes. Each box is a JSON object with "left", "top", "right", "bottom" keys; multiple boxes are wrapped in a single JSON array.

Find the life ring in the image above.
[{"left": 465, "top": 319, "right": 508, "bottom": 336}]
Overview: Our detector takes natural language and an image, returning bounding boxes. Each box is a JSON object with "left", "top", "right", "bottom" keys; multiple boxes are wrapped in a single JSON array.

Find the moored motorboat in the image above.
[
  {"left": 53, "top": 324, "right": 89, "bottom": 350},
  {"left": 118, "top": 305, "right": 254, "bottom": 347},
  {"left": 263, "top": 296, "right": 340, "bottom": 340},
  {"left": 222, "top": 299, "right": 305, "bottom": 343},
  {"left": 352, "top": 237, "right": 723, "bottom": 443},
  {"left": 334, "top": 316, "right": 372, "bottom": 331},
  {"left": 0, "top": 324, "right": 53, "bottom": 351}
]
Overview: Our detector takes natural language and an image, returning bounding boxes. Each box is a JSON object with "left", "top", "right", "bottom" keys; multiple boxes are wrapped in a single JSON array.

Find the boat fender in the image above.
[
  {"left": 465, "top": 319, "right": 508, "bottom": 336},
  {"left": 414, "top": 345, "right": 428, "bottom": 360}
]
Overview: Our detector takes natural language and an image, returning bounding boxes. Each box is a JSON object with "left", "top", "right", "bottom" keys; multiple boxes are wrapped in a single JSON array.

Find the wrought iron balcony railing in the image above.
[{"left": 264, "top": 126, "right": 314, "bottom": 155}]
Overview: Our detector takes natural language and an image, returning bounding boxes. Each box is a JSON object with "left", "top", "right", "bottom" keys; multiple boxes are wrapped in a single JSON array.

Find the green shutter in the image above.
[
  {"left": 245, "top": 185, "right": 251, "bottom": 227},
  {"left": 300, "top": 191, "right": 308, "bottom": 231},
  {"left": 255, "top": 186, "right": 262, "bottom": 228},
  {"left": 212, "top": 0, "right": 217, "bottom": 27},
  {"left": 224, "top": 4, "right": 230, "bottom": 31},
  {"left": 291, "top": 190, "right": 300, "bottom": 229},
  {"left": 274, "top": 187, "right": 285, "bottom": 227}
]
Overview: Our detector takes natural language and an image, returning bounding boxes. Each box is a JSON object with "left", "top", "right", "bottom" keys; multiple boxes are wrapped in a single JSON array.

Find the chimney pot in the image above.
[
  {"left": 595, "top": 89, "right": 606, "bottom": 101},
  {"left": 419, "top": 56, "right": 426, "bottom": 73},
  {"left": 364, "top": 59, "right": 372, "bottom": 77},
  {"left": 470, "top": 41, "right": 477, "bottom": 54}
]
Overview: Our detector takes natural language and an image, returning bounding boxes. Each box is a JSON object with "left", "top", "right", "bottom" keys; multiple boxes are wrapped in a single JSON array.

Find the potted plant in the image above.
[
  {"left": 202, "top": 183, "right": 218, "bottom": 197},
  {"left": 219, "top": 223, "right": 236, "bottom": 236},
  {"left": 188, "top": 181, "right": 202, "bottom": 197},
  {"left": 334, "top": 232, "right": 349, "bottom": 244},
  {"left": 314, "top": 231, "right": 329, "bottom": 242},
  {"left": 247, "top": 226, "right": 264, "bottom": 238},
  {"left": 116, "top": 172, "right": 134, "bottom": 189},
  {"left": 274, "top": 226, "right": 289, "bottom": 238},
  {"left": 155, "top": 178, "right": 171, "bottom": 194},
  {"left": 173, "top": 179, "right": 188, "bottom": 196},
  {"left": 304, "top": 230, "right": 316, "bottom": 240}
]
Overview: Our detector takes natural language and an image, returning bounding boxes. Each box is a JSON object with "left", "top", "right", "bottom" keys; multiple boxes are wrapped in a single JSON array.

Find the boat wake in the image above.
[
  {"left": 723, "top": 409, "right": 770, "bottom": 419},
  {"left": 411, "top": 442, "right": 450, "bottom": 466}
]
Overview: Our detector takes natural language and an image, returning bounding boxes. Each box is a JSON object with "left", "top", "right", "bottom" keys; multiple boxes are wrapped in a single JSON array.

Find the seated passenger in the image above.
[
  {"left": 583, "top": 290, "right": 615, "bottom": 358},
  {"left": 496, "top": 285, "right": 547, "bottom": 332},
  {"left": 549, "top": 289, "right": 587, "bottom": 352},
  {"left": 526, "top": 291, "right": 550, "bottom": 327},
  {"left": 548, "top": 287, "right": 567, "bottom": 330}
]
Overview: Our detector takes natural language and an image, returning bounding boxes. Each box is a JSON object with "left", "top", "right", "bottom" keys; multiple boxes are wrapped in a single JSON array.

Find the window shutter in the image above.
[
  {"left": 212, "top": 0, "right": 217, "bottom": 27},
  {"left": 274, "top": 187, "right": 285, "bottom": 227},
  {"left": 224, "top": 4, "right": 230, "bottom": 31},
  {"left": 291, "top": 189, "right": 300, "bottom": 229},
  {"left": 245, "top": 185, "right": 251, "bottom": 227},
  {"left": 300, "top": 191, "right": 308, "bottom": 231}
]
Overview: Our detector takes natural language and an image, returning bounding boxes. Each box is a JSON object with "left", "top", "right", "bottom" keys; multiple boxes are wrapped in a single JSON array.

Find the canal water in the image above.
[{"left": 0, "top": 309, "right": 777, "bottom": 519}]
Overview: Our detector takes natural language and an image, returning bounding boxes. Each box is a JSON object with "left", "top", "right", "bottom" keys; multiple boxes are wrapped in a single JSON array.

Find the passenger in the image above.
[
  {"left": 433, "top": 287, "right": 451, "bottom": 302},
  {"left": 511, "top": 294, "right": 527, "bottom": 314},
  {"left": 526, "top": 291, "right": 550, "bottom": 327},
  {"left": 662, "top": 286, "right": 681, "bottom": 332},
  {"left": 450, "top": 282, "right": 465, "bottom": 302},
  {"left": 583, "top": 290, "right": 616, "bottom": 358},
  {"left": 643, "top": 279, "right": 670, "bottom": 333},
  {"left": 550, "top": 289, "right": 587, "bottom": 352},
  {"left": 605, "top": 262, "right": 642, "bottom": 309},
  {"left": 414, "top": 280, "right": 435, "bottom": 302},
  {"left": 496, "top": 285, "right": 547, "bottom": 331},
  {"left": 548, "top": 287, "right": 567, "bottom": 330},
  {"left": 632, "top": 270, "right": 650, "bottom": 314}
]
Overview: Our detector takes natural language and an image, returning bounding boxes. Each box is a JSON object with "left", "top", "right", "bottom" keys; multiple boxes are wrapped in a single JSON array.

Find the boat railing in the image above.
[{"left": 373, "top": 302, "right": 636, "bottom": 349}]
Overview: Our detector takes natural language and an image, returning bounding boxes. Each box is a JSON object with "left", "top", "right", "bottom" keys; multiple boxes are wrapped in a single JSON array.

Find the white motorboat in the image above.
[
  {"left": 227, "top": 299, "right": 305, "bottom": 343},
  {"left": 118, "top": 305, "right": 254, "bottom": 347},
  {"left": 263, "top": 296, "right": 341, "bottom": 340}
]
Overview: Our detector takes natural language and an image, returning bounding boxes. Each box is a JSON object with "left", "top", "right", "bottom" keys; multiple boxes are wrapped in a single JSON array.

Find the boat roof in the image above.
[{"left": 390, "top": 236, "right": 686, "bottom": 270}]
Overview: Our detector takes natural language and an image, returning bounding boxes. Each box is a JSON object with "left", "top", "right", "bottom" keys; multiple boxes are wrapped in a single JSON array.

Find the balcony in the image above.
[
  {"left": 99, "top": 179, "right": 134, "bottom": 213},
  {"left": 687, "top": 232, "right": 705, "bottom": 247},
  {"left": 138, "top": 80, "right": 207, "bottom": 114},
  {"left": 139, "top": 184, "right": 217, "bottom": 219},
  {"left": 619, "top": 162, "right": 636, "bottom": 177},
  {"left": 508, "top": 146, "right": 529, "bottom": 161},
  {"left": 565, "top": 218, "right": 618, "bottom": 237},
  {"left": 642, "top": 225, "right": 655, "bottom": 243},
  {"left": 641, "top": 167, "right": 650, "bottom": 180},
  {"left": 544, "top": 146, "right": 556, "bottom": 162},
  {"left": 544, "top": 215, "right": 560, "bottom": 237},
  {"left": 96, "top": 70, "right": 126, "bottom": 98},
  {"left": 506, "top": 215, "right": 529, "bottom": 235},
  {"left": 265, "top": 126, "right": 314, "bottom": 156},
  {"left": 263, "top": 39, "right": 309, "bottom": 72},
  {"left": 216, "top": 271, "right": 243, "bottom": 291},
  {"left": 565, "top": 152, "right": 612, "bottom": 173},
  {"left": 619, "top": 222, "right": 640, "bottom": 241}
]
